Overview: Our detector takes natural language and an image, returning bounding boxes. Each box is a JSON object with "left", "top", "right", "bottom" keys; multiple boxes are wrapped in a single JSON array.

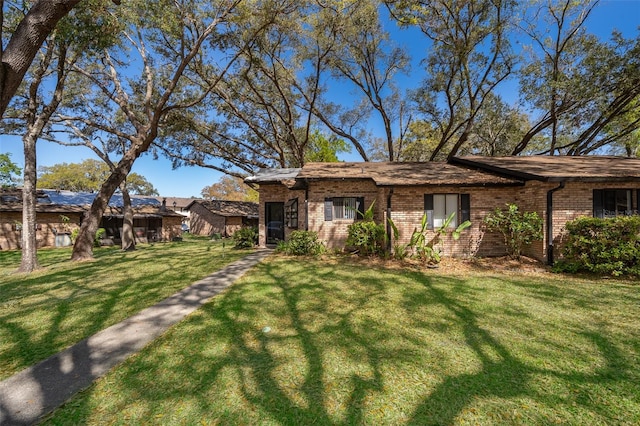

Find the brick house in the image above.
[
  {"left": 155, "top": 196, "right": 197, "bottom": 230},
  {"left": 186, "top": 200, "right": 258, "bottom": 237},
  {"left": 246, "top": 156, "right": 640, "bottom": 263},
  {"left": 0, "top": 189, "right": 183, "bottom": 250}
]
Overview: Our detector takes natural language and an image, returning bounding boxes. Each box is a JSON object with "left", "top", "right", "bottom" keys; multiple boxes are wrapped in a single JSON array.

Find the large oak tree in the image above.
[
  {"left": 56, "top": 0, "right": 267, "bottom": 260},
  {"left": 0, "top": 0, "right": 122, "bottom": 117},
  {"left": 2, "top": 0, "right": 119, "bottom": 271}
]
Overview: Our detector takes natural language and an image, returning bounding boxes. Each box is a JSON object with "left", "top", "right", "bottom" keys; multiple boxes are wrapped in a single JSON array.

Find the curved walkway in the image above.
[{"left": 0, "top": 249, "right": 272, "bottom": 426}]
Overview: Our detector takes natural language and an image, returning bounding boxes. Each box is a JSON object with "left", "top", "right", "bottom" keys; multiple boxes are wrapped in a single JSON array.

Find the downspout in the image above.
[
  {"left": 386, "top": 188, "right": 394, "bottom": 253},
  {"left": 546, "top": 182, "right": 565, "bottom": 265},
  {"left": 305, "top": 187, "right": 309, "bottom": 231}
]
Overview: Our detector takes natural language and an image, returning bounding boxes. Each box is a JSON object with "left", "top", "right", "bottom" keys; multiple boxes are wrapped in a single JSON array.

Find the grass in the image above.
[
  {"left": 41, "top": 256, "right": 640, "bottom": 425},
  {"left": 0, "top": 236, "right": 251, "bottom": 381}
]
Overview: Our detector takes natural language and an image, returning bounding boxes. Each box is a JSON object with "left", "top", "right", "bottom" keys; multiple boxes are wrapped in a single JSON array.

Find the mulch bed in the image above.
[{"left": 317, "top": 253, "right": 551, "bottom": 276}]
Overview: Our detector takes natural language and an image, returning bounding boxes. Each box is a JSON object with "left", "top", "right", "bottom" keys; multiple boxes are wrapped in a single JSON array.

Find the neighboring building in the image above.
[
  {"left": 186, "top": 200, "right": 259, "bottom": 238},
  {"left": 246, "top": 156, "right": 640, "bottom": 263},
  {"left": 155, "top": 196, "right": 199, "bottom": 230},
  {"left": 0, "top": 189, "right": 183, "bottom": 250}
]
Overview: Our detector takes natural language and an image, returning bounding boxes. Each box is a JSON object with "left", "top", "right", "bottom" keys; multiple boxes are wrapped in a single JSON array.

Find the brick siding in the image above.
[
  {"left": 0, "top": 212, "right": 82, "bottom": 250},
  {"left": 256, "top": 179, "right": 640, "bottom": 262},
  {"left": 189, "top": 203, "right": 227, "bottom": 236},
  {"left": 1, "top": 211, "right": 182, "bottom": 250}
]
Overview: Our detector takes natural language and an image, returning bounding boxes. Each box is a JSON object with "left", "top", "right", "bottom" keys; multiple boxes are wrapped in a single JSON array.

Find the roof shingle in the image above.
[
  {"left": 452, "top": 156, "right": 640, "bottom": 182},
  {"left": 297, "top": 162, "right": 522, "bottom": 186},
  {"left": 188, "top": 200, "right": 259, "bottom": 217}
]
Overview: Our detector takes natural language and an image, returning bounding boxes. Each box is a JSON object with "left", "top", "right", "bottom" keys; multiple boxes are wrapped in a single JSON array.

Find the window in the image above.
[
  {"left": 285, "top": 198, "right": 298, "bottom": 228},
  {"left": 324, "top": 197, "right": 364, "bottom": 221},
  {"left": 424, "top": 193, "right": 470, "bottom": 229},
  {"left": 593, "top": 189, "right": 639, "bottom": 218}
]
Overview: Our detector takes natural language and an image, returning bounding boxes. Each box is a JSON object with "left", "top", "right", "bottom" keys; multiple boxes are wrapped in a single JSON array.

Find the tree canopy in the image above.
[
  {"left": 0, "top": 152, "right": 20, "bottom": 186},
  {"left": 37, "top": 159, "right": 158, "bottom": 195},
  {"left": 0, "top": 0, "right": 122, "bottom": 117},
  {"left": 201, "top": 175, "right": 258, "bottom": 202}
]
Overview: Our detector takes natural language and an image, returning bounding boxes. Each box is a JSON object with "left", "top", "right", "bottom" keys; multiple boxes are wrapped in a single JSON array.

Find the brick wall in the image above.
[
  {"left": 307, "top": 179, "right": 379, "bottom": 248},
  {"left": 189, "top": 203, "right": 226, "bottom": 237},
  {"left": 257, "top": 181, "right": 520, "bottom": 256},
  {"left": 225, "top": 216, "right": 244, "bottom": 237},
  {"left": 256, "top": 178, "right": 640, "bottom": 262},
  {"left": 160, "top": 217, "right": 182, "bottom": 241},
  {"left": 0, "top": 211, "right": 82, "bottom": 250},
  {"left": 539, "top": 181, "right": 640, "bottom": 262},
  {"left": 386, "top": 185, "right": 521, "bottom": 258},
  {"left": 303, "top": 181, "right": 521, "bottom": 257}
]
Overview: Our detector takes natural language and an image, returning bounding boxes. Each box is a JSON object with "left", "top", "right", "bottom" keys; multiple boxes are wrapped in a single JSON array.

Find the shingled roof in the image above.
[
  {"left": 296, "top": 162, "right": 522, "bottom": 186},
  {"left": 451, "top": 156, "right": 640, "bottom": 182},
  {"left": 244, "top": 168, "right": 301, "bottom": 184},
  {"left": 187, "top": 200, "right": 259, "bottom": 218}
]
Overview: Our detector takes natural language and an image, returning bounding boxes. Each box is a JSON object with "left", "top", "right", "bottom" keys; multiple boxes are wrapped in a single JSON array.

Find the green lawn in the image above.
[
  {"left": 0, "top": 237, "right": 251, "bottom": 380},
  {"left": 42, "top": 256, "right": 640, "bottom": 425}
]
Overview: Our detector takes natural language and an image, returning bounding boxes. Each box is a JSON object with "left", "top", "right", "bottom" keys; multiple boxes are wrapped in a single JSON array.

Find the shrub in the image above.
[
  {"left": 345, "top": 201, "right": 385, "bottom": 256},
  {"left": 408, "top": 212, "right": 471, "bottom": 264},
  {"left": 555, "top": 216, "right": 640, "bottom": 276},
  {"left": 232, "top": 226, "right": 258, "bottom": 248},
  {"left": 346, "top": 220, "right": 386, "bottom": 256},
  {"left": 483, "top": 204, "right": 543, "bottom": 260},
  {"left": 276, "top": 230, "right": 325, "bottom": 256},
  {"left": 94, "top": 228, "right": 106, "bottom": 247}
]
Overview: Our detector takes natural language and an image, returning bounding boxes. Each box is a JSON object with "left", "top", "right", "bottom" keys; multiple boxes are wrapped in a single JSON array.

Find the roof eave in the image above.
[
  {"left": 377, "top": 181, "right": 525, "bottom": 187},
  {"left": 450, "top": 157, "right": 544, "bottom": 181}
]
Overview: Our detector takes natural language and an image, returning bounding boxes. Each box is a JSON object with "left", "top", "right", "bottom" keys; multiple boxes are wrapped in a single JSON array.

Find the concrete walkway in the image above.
[{"left": 0, "top": 249, "right": 272, "bottom": 426}]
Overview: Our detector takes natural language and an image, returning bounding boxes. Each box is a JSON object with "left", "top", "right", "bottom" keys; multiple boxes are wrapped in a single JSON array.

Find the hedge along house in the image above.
[
  {"left": 246, "top": 156, "right": 640, "bottom": 264},
  {"left": 0, "top": 189, "right": 183, "bottom": 250},
  {"left": 185, "top": 200, "right": 259, "bottom": 238}
]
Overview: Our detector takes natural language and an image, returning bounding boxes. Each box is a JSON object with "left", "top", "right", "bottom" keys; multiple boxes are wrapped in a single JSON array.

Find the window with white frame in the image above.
[
  {"left": 424, "top": 193, "right": 470, "bottom": 229},
  {"left": 324, "top": 197, "right": 364, "bottom": 221}
]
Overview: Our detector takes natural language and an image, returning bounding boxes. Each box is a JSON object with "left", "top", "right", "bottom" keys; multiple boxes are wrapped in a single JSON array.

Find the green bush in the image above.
[
  {"left": 555, "top": 216, "right": 640, "bottom": 276},
  {"left": 232, "top": 226, "right": 258, "bottom": 249},
  {"left": 94, "top": 228, "right": 106, "bottom": 247},
  {"left": 483, "top": 204, "right": 543, "bottom": 260},
  {"left": 276, "top": 230, "right": 325, "bottom": 256},
  {"left": 346, "top": 220, "right": 385, "bottom": 256},
  {"left": 407, "top": 212, "right": 471, "bottom": 264}
]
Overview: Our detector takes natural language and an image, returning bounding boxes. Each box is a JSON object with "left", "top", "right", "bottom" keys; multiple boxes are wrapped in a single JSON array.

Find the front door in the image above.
[{"left": 265, "top": 202, "right": 285, "bottom": 244}]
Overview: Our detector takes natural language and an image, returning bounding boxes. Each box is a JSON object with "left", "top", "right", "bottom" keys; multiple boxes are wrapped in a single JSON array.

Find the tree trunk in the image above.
[
  {"left": 0, "top": 0, "right": 82, "bottom": 117},
  {"left": 120, "top": 184, "right": 136, "bottom": 251},
  {"left": 71, "top": 155, "right": 134, "bottom": 260},
  {"left": 19, "top": 133, "right": 39, "bottom": 272}
]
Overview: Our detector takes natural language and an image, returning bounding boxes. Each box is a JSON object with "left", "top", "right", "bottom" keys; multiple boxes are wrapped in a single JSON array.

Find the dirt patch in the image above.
[
  {"left": 445, "top": 255, "right": 550, "bottom": 275},
  {"left": 316, "top": 253, "right": 551, "bottom": 277}
]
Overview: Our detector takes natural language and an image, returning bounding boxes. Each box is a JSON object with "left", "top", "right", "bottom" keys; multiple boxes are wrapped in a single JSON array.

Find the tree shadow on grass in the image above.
[
  {"left": 37, "top": 257, "right": 640, "bottom": 425},
  {"left": 0, "top": 242, "right": 244, "bottom": 379},
  {"left": 403, "top": 271, "right": 639, "bottom": 425},
  {"left": 70, "top": 258, "right": 395, "bottom": 425},
  {"left": 212, "top": 260, "right": 390, "bottom": 425}
]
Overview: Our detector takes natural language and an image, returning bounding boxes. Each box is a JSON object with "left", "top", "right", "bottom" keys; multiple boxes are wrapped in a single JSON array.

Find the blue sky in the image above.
[{"left": 1, "top": 0, "right": 639, "bottom": 198}]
